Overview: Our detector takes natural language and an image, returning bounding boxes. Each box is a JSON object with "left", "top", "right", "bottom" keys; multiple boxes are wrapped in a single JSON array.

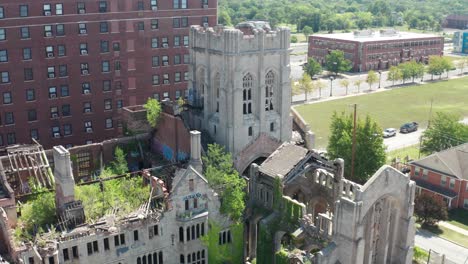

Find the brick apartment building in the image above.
[
  {"left": 410, "top": 143, "right": 468, "bottom": 210},
  {"left": 308, "top": 29, "right": 444, "bottom": 72},
  {"left": 445, "top": 14, "right": 468, "bottom": 29},
  {"left": 0, "top": 0, "right": 217, "bottom": 149}
]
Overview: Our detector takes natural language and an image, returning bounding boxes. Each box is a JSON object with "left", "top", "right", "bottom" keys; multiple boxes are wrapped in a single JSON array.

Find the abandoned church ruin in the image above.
[{"left": 0, "top": 22, "right": 416, "bottom": 264}]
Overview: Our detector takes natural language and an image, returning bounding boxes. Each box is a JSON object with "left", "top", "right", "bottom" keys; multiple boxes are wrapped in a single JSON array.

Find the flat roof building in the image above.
[
  {"left": 0, "top": 0, "right": 217, "bottom": 149},
  {"left": 308, "top": 29, "right": 444, "bottom": 72}
]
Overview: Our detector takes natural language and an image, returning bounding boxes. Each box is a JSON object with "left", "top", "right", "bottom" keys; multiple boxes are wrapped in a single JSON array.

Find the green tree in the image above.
[
  {"left": 414, "top": 193, "right": 448, "bottom": 226},
  {"left": 304, "top": 58, "right": 322, "bottom": 78},
  {"left": 293, "top": 73, "right": 315, "bottom": 101},
  {"left": 427, "top": 56, "right": 445, "bottom": 80},
  {"left": 325, "top": 50, "right": 352, "bottom": 76},
  {"left": 456, "top": 58, "right": 467, "bottom": 75},
  {"left": 144, "top": 98, "right": 162, "bottom": 128},
  {"left": 441, "top": 56, "right": 454, "bottom": 78},
  {"left": 354, "top": 79, "right": 363, "bottom": 93},
  {"left": 366, "top": 70, "right": 378, "bottom": 90},
  {"left": 421, "top": 112, "right": 468, "bottom": 154},
  {"left": 387, "top": 66, "right": 402, "bottom": 86},
  {"left": 17, "top": 192, "right": 56, "bottom": 238},
  {"left": 302, "top": 26, "right": 313, "bottom": 39},
  {"left": 110, "top": 146, "right": 128, "bottom": 175},
  {"left": 203, "top": 144, "right": 246, "bottom": 222},
  {"left": 355, "top": 12, "right": 373, "bottom": 29},
  {"left": 327, "top": 112, "right": 386, "bottom": 183},
  {"left": 218, "top": 9, "right": 232, "bottom": 26},
  {"left": 315, "top": 80, "right": 327, "bottom": 98},
  {"left": 340, "top": 79, "right": 350, "bottom": 95},
  {"left": 399, "top": 61, "right": 424, "bottom": 83},
  {"left": 290, "top": 35, "right": 298, "bottom": 43}
]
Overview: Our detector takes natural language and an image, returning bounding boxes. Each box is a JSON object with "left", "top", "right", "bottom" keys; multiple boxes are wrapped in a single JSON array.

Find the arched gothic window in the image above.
[
  {"left": 265, "top": 71, "right": 275, "bottom": 111},
  {"left": 242, "top": 73, "right": 253, "bottom": 115},
  {"left": 213, "top": 73, "right": 220, "bottom": 113}
]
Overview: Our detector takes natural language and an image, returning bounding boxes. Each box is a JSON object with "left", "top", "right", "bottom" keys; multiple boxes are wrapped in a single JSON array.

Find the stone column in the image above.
[{"left": 189, "top": 131, "right": 203, "bottom": 173}]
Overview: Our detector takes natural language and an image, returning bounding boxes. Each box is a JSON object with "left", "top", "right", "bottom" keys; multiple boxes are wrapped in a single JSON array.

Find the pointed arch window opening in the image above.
[
  {"left": 243, "top": 73, "right": 253, "bottom": 115},
  {"left": 214, "top": 73, "right": 220, "bottom": 113},
  {"left": 265, "top": 71, "right": 275, "bottom": 111}
]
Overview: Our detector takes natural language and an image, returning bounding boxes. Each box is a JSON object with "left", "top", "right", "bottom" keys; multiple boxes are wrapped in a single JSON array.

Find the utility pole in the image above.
[{"left": 351, "top": 104, "right": 357, "bottom": 180}]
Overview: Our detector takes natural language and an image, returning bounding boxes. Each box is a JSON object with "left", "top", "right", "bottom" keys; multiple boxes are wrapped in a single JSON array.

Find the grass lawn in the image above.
[
  {"left": 422, "top": 224, "right": 468, "bottom": 248},
  {"left": 448, "top": 209, "right": 468, "bottom": 231},
  {"left": 294, "top": 77, "right": 468, "bottom": 149},
  {"left": 386, "top": 144, "right": 421, "bottom": 164}
]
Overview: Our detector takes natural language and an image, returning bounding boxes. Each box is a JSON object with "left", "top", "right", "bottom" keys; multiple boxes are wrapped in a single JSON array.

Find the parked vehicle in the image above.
[
  {"left": 400, "top": 122, "right": 418, "bottom": 133},
  {"left": 383, "top": 128, "right": 397, "bottom": 138}
]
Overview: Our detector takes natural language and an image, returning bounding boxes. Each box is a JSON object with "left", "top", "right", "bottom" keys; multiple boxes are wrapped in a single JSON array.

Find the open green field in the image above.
[
  {"left": 386, "top": 144, "right": 422, "bottom": 164},
  {"left": 448, "top": 209, "right": 468, "bottom": 231},
  {"left": 294, "top": 77, "right": 468, "bottom": 149}
]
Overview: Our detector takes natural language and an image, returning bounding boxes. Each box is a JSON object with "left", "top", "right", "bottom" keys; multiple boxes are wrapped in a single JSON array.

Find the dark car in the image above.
[{"left": 400, "top": 122, "right": 418, "bottom": 133}]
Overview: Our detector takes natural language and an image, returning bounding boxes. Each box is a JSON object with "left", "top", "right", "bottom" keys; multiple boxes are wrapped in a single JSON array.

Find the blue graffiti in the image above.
[
  {"left": 177, "top": 151, "right": 189, "bottom": 161},
  {"left": 162, "top": 144, "right": 174, "bottom": 161},
  {"left": 116, "top": 246, "right": 129, "bottom": 257}
]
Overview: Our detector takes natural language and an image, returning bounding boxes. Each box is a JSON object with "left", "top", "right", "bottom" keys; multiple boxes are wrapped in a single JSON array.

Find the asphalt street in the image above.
[
  {"left": 416, "top": 229, "right": 468, "bottom": 264},
  {"left": 384, "top": 128, "right": 424, "bottom": 152}
]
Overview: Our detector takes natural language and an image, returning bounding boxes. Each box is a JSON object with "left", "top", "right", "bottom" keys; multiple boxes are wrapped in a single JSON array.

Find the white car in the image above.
[{"left": 383, "top": 128, "right": 397, "bottom": 138}]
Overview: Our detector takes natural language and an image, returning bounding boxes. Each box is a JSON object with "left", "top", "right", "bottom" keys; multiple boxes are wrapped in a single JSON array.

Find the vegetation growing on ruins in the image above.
[
  {"left": 14, "top": 176, "right": 149, "bottom": 242},
  {"left": 75, "top": 176, "right": 149, "bottom": 222},
  {"left": 144, "top": 98, "right": 162, "bottom": 128},
  {"left": 201, "top": 221, "right": 244, "bottom": 264},
  {"left": 202, "top": 143, "right": 246, "bottom": 222}
]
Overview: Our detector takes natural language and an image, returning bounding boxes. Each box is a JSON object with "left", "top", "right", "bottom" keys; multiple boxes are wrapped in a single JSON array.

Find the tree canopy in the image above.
[
  {"left": 327, "top": 112, "right": 386, "bottom": 183},
  {"left": 292, "top": 73, "right": 316, "bottom": 101},
  {"left": 325, "top": 50, "right": 352, "bottom": 76},
  {"left": 366, "top": 70, "right": 378, "bottom": 90},
  {"left": 304, "top": 58, "right": 322, "bottom": 78},
  {"left": 414, "top": 192, "right": 448, "bottom": 226},
  {"left": 202, "top": 144, "right": 246, "bottom": 222},
  {"left": 421, "top": 112, "right": 468, "bottom": 154}
]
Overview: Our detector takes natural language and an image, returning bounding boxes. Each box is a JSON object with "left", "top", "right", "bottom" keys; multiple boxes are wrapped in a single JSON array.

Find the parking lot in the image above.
[{"left": 383, "top": 127, "right": 425, "bottom": 151}]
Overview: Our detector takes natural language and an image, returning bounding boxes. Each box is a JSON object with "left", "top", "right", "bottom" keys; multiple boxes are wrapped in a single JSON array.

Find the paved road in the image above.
[
  {"left": 416, "top": 229, "right": 468, "bottom": 264},
  {"left": 384, "top": 129, "right": 424, "bottom": 152}
]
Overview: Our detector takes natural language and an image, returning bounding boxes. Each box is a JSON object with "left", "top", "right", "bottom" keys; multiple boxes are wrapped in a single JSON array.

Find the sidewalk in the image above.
[{"left": 439, "top": 221, "right": 468, "bottom": 237}]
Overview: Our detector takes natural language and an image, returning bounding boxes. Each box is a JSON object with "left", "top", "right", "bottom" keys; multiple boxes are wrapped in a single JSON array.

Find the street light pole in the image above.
[
  {"left": 351, "top": 104, "right": 357, "bottom": 180},
  {"left": 329, "top": 76, "right": 334, "bottom": 97},
  {"left": 378, "top": 70, "right": 382, "bottom": 89}
]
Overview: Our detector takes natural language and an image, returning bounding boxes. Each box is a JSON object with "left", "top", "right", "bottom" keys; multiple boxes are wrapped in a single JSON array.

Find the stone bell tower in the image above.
[{"left": 188, "top": 22, "right": 292, "bottom": 172}]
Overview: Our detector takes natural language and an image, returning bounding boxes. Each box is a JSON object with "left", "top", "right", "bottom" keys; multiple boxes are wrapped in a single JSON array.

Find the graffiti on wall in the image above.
[{"left": 153, "top": 140, "right": 189, "bottom": 162}]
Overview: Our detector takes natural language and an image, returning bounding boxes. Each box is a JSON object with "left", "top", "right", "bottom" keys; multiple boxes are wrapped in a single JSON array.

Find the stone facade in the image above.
[
  {"left": 0, "top": 131, "right": 234, "bottom": 264},
  {"left": 187, "top": 24, "right": 292, "bottom": 171},
  {"left": 248, "top": 142, "right": 416, "bottom": 264}
]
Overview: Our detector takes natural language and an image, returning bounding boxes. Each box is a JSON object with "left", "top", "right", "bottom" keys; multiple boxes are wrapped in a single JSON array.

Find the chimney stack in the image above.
[
  {"left": 53, "top": 146, "right": 75, "bottom": 213},
  {"left": 190, "top": 131, "right": 203, "bottom": 172}
]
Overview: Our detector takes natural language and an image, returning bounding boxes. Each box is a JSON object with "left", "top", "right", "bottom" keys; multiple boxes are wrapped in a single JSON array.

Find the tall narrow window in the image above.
[
  {"left": 242, "top": 74, "right": 253, "bottom": 115},
  {"left": 265, "top": 71, "right": 275, "bottom": 111},
  {"left": 213, "top": 73, "right": 220, "bottom": 113}
]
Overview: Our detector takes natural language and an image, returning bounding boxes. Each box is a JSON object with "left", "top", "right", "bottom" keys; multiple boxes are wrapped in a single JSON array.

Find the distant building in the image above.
[
  {"left": 308, "top": 29, "right": 444, "bottom": 72},
  {"left": 453, "top": 31, "right": 468, "bottom": 54},
  {"left": 445, "top": 14, "right": 468, "bottom": 29},
  {"left": 410, "top": 143, "right": 468, "bottom": 210}
]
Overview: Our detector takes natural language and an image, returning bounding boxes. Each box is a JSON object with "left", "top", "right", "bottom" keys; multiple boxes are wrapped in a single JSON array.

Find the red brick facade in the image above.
[
  {"left": 0, "top": 0, "right": 217, "bottom": 149},
  {"left": 308, "top": 33, "right": 444, "bottom": 72},
  {"left": 410, "top": 164, "right": 468, "bottom": 209}
]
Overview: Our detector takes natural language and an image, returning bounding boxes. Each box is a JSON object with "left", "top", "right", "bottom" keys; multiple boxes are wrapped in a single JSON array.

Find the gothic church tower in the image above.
[{"left": 188, "top": 23, "right": 292, "bottom": 172}]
